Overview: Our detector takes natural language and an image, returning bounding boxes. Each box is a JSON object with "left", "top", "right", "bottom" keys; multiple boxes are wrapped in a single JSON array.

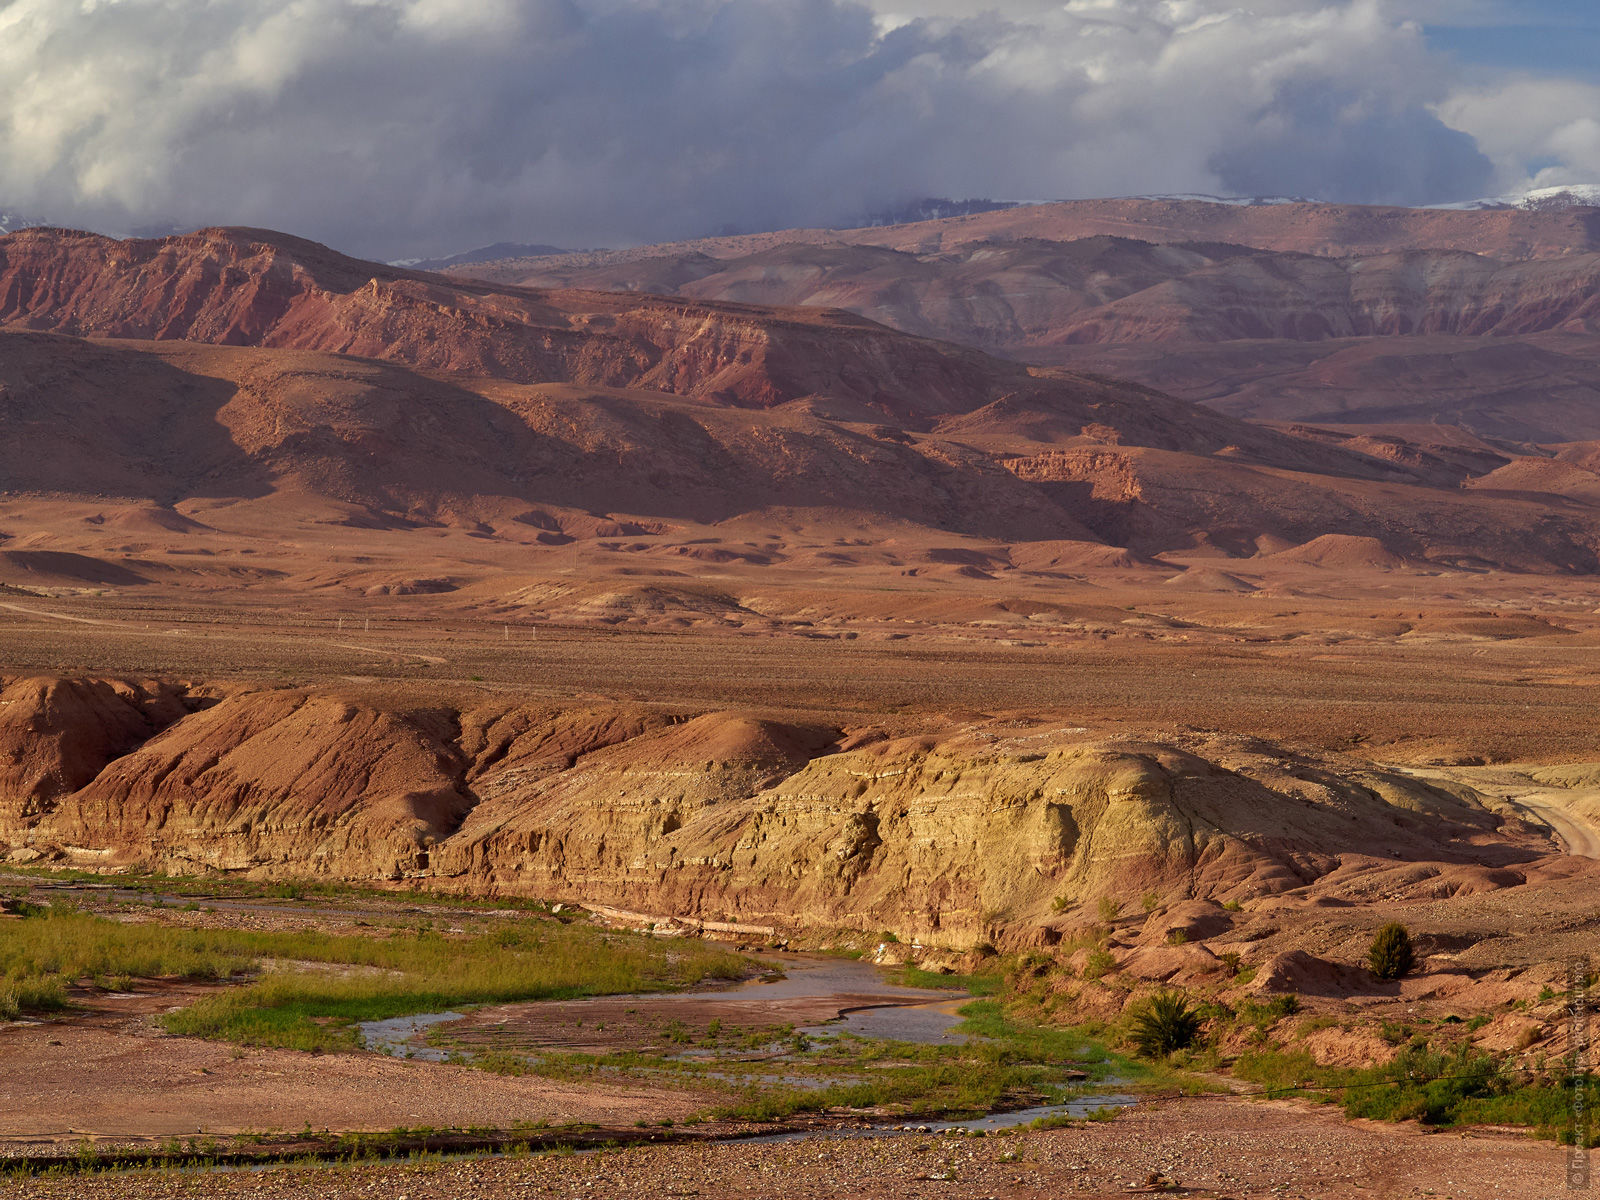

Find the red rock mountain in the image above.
[
  {"left": 0, "top": 226, "right": 1003, "bottom": 420},
  {"left": 6, "top": 224, "right": 1600, "bottom": 571},
  {"left": 447, "top": 199, "right": 1600, "bottom": 446},
  {"left": 458, "top": 237, "right": 1600, "bottom": 351}
]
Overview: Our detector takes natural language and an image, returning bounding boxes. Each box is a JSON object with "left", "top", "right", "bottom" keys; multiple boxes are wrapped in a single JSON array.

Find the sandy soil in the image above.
[
  {"left": 0, "top": 1095, "right": 1573, "bottom": 1199},
  {"left": 5, "top": 562, "right": 1600, "bottom": 762},
  {"left": 0, "top": 985, "right": 719, "bottom": 1151}
]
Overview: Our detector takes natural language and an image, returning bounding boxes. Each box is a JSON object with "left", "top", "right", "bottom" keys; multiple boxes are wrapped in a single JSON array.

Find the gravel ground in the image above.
[{"left": 0, "top": 1096, "right": 1568, "bottom": 1199}]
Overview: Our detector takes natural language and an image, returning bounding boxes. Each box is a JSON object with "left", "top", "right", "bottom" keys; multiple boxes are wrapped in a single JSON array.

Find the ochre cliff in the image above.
[{"left": 0, "top": 677, "right": 1554, "bottom": 945}]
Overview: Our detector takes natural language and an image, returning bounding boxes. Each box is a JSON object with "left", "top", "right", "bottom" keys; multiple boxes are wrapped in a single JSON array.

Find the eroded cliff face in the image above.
[
  {"left": 0, "top": 677, "right": 1539, "bottom": 943},
  {"left": 0, "top": 227, "right": 1007, "bottom": 420},
  {"left": 0, "top": 676, "right": 190, "bottom": 843}
]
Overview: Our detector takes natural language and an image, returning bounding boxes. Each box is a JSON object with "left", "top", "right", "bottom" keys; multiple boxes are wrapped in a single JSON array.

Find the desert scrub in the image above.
[
  {"left": 1368, "top": 923, "right": 1416, "bottom": 980},
  {"left": 1081, "top": 948, "right": 1117, "bottom": 982},
  {"left": 1234, "top": 1042, "right": 1599, "bottom": 1140}
]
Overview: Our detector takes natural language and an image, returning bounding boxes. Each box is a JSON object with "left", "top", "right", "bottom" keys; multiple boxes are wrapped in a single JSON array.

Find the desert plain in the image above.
[{"left": 5, "top": 198, "right": 1600, "bottom": 1196}]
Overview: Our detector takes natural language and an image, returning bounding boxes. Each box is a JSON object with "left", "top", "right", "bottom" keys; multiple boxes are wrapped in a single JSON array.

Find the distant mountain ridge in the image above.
[
  {"left": 1433, "top": 183, "right": 1600, "bottom": 213},
  {"left": 391, "top": 241, "right": 570, "bottom": 271},
  {"left": 439, "top": 195, "right": 1600, "bottom": 447},
  {"left": 0, "top": 209, "right": 49, "bottom": 236},
  {"left": 6, "top": 223, "right": 1600, "bottom": 571}
]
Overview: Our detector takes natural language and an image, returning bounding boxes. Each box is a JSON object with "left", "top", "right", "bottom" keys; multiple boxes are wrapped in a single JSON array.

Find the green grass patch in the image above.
[
  {"left": 709, "top": 1060, "right": 1031, "bottom": 1122},
  {"left": 1, "top": 908, "right": 256, "bottom": 1019},
  {"left": 0, "top": 908, "right": 747, "bottom": 1050},
  {"left": 0, "top": 864, "right": 553, "bottom": 911},
  {"left": 1234, "top": 1043, "right": 1599, "bottom": 1142},
  {"left": 164, "top": 925, "right": 745, "bottom": 1052},
  {"left": 888, "top": 965, "right": 1002, "bottom": 996}
]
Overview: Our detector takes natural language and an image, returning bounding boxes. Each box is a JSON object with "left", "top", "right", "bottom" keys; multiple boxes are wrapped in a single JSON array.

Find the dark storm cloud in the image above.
[
  {"left": 1210, "top": 81, "right": 1494, "bottom": 205},
  {"left": 0, "top": 0, "right": 1561, "bottom": 258}
]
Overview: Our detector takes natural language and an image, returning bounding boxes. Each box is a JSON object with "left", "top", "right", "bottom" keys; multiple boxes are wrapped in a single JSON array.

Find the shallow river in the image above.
[{"left": 355, "top": 954, "right": 1136, "bottom": 1133}]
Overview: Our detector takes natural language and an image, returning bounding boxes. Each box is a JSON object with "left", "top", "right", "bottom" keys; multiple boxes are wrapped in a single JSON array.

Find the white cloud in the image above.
[
  {"left": 0, "top": 0, "right": 1530, "bottom": 257},
  {"left": 1439, "top": 78, "right": 1600, "bottom": 192}
]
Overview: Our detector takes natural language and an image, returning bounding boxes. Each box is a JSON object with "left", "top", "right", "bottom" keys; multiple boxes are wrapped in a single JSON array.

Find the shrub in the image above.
[
  {"left": 1128, "top": 991, "right": 1204, "bottom": 1058},
  {"left": 1096, "top": 897, "right": 1120, "bottom": 923},
  {"left": 1165, "top": 929, "right": 1189, "bottom": 946},
  {"left": 1220, "top": 951, "right": 1242, "bottom": 976},
  {"left": 1082, "top": 949, "right": 1117, "bottom": 982},
  {"left": 1239, "top": 993, "right": 1300, "bottom": 1030},
  {"left": 1140, "top": 891, "right": 1161, "bottom": 914},
  {"left": 1369, "top": 923, "right": 1416, "bottom": 980}
]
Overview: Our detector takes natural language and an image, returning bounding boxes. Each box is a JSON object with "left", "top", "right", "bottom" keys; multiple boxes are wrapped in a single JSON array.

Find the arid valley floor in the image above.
[{"left": 7, "top": 199, "right": 1600, "bottom": 1196}]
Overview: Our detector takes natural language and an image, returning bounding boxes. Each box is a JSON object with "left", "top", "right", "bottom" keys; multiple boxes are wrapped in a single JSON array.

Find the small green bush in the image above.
[
  {"left": 1369, "top": 923, "right": 1416, "bottom": 980},
  {"left": 1128, "top": 991, "right": 1204, "bottom": 1058},
  {"left": 1082, "top": 949, "right": 1116, "bottom": 982},
  {"left": 1096, "top": 896, "right": 1120, "bottom": 923}
]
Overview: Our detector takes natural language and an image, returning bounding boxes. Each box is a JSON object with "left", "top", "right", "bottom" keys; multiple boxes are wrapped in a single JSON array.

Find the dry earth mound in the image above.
[
  {"left": 0, "top": 678, "right": 1569, "bottom": 945},
  {"left": 1271, "top": 534, "right": 1410, "bottom": 570}
]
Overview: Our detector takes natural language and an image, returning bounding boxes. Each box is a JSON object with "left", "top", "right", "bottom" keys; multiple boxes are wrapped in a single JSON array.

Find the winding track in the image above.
[
  {"left": 1391, "top": 763, "right": 1600, "bottom": 859},
  {"left": 1514, "top": 790, "right": 1600, "bottom": 859}
]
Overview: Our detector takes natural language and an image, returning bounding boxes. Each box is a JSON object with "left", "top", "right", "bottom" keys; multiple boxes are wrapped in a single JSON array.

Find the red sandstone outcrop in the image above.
[
  {"left": 0, "top": 226, "right": 1006, "bottom": 419},
  {"left": 0, "top": 675, "right": 189, "bottom": 843}
]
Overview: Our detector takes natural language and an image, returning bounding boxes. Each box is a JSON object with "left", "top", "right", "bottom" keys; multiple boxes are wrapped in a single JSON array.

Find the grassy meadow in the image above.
[{"left": 0, "top": 903, "right": 747, "bottom": 1045}]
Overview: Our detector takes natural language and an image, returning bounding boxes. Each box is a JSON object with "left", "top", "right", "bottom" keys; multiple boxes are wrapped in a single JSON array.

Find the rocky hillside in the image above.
[
  {"left": 0, "top": 225, "right": 1008, "bottom": 419},
  {"left": 457, "top": 238, "right": 1600, "bottom": 352},
  {"left": 1, "top": 675, "right": 1566, "bottom": 946},
  {"left": 447, "top": 199, "right": 1600, "bottom": 447},
  {"left": 6, "top": 324, "right": 1600, "bottom": 569},
  {"left": 10, "top": 226, "right": 1600, "bottom": 568}
]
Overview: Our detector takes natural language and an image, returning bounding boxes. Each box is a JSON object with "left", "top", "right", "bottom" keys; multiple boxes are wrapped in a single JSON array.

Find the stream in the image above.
[{"left": 354, "top": 954, "right": 1137, "bottom": 1133}]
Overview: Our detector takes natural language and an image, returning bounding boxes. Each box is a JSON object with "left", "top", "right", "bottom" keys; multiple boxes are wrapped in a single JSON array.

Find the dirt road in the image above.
[{"left": 1517, "top": 790, "right": 1600, "bottom": 858}]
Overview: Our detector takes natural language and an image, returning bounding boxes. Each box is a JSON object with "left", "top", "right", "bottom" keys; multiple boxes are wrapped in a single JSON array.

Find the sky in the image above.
[{"left": 0, "top": 0, "right": 1597, "bottom": 259}]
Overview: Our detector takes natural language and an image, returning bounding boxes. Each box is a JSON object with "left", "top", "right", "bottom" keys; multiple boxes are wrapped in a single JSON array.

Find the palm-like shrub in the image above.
[
  {"left": 1368, "top": 923, "right": 1416, "bottom": 980},
  {"left": 1129, "top": 990, "right": 1204, "bottom": 1057}
]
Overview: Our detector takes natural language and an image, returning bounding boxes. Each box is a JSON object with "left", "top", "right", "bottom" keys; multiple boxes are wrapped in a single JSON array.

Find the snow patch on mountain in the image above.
[
  {"left": 1135, "top": 193, "right": 1316, "bottom": 207},
  {"left": 0, "top": 209, "right": 51, "bottom": 235},
  {"left": 1431, "top": 184, "right": 1600, "bottom": 212}
]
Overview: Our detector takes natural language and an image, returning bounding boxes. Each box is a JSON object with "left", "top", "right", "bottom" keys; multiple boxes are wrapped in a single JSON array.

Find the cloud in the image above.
[
  {"left": 0, "top": 0, "right": 1536, "bottom": 257},
  {"left": 1438, "top": 78, "right": 1600, "bottom": 192}
]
